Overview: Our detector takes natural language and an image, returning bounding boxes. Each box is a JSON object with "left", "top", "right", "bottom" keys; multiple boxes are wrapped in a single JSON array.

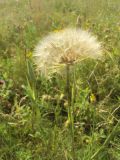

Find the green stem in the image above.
[
  {"left": 66, "top": 64, "right": 71, "bottom": 106},
  {"left": 66, "top": 64, "right": 75, "bottom": 159}
]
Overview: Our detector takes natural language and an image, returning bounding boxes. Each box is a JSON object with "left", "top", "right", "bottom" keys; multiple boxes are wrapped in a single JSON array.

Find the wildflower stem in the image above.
[
  {"left": 66, "top": 64, "right": 71, "bottom": 106},
  {"left": 66, "top": 64, "right": 75, "bottom": 159}
]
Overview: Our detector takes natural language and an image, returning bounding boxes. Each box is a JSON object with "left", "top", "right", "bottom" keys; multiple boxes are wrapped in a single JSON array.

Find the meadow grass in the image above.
[{"left": 0, "top": 0, "right": 120, "bottom": 160}]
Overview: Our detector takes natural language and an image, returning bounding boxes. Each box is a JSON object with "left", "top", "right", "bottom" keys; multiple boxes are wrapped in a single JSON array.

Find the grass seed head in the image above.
[{"left": 34, "top": 28, "right": 102, "bottom": 77}]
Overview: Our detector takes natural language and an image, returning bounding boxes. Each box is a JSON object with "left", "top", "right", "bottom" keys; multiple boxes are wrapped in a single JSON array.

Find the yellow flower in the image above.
[
  {"left": 89, "top": 93, "right": 96, "bottom": 103},
  {"left": 60, "top": 93, "right": 64, "bottom": 100},
  {"left": 64, "top": 119, "right": 70, "bottom": 128},
  {"left": 26, "top": 52, "right": 33, "bottom": 58}
]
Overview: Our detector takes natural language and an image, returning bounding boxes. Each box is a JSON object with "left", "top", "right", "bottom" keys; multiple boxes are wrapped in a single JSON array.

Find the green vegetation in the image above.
[{"left": 0, "top": 0, "right": 120, "bottom": 159}]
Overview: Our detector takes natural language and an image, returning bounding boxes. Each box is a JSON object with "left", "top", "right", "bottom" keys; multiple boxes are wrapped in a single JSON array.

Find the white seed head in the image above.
[{"left": 34, "top": 28, "right": 102, "bottom": 77}]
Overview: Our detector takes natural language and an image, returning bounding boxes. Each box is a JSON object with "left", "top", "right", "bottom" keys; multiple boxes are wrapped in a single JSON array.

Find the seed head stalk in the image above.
[{"left": 66, "top": 64, "right": 77, "bottom": 159}]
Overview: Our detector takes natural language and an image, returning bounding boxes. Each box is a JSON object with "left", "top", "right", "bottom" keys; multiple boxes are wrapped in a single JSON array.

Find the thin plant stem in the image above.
[
  {"left": 71, "top": 65, "right": 77, "bottom": 160},
  {"left": 66, "top": 64, "right": 75, "bottom": 160},
  {"left": 66, "top": 64, "right": 71, "bottom": 107}
]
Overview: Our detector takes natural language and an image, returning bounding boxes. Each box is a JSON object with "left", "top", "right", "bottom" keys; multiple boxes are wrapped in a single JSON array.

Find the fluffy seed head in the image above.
[{"left": 34, "top": 28, "right": 102, "bottom": 77}]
